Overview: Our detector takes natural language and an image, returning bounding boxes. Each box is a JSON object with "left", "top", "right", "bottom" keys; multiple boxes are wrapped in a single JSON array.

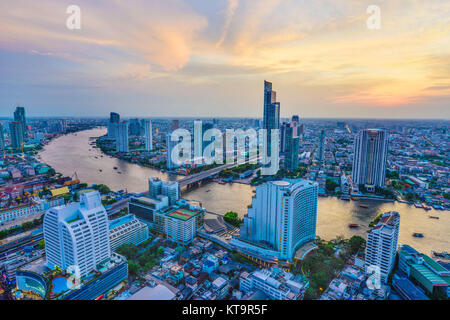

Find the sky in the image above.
[{"left": 0, "top": 0, "right": 449, "bottom": 119}]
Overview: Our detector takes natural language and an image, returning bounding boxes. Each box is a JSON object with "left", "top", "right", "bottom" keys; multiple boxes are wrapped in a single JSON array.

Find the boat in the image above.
[
  {"left": 360, "top": 204, "right": 369, "bottom": 209},
  {"left": 422, "top": 203, "right": 431, "bottom": 211},
  {"left": 429, "top": 216, "right": 439, "bottom": 219},
  {"left": 99, "top": 169, "right": 102, "bottom": 172},
  {"left": 413, "top": 233, "right": 424, "bottom": 238},
  {"left": 113, "top": 167, "right": 118, "bottom": 170},
  {"left": 432, "top": 251, "right": 450, "bottom": 259},
  {"left": 206, "top": 190, "right": 211, "bottom": 193},
  {"left": 340, "top": 196, "right": 350, "bottom": 201},
  {"left": 348, "top": 224, "right": 359, "bottom": 228},
  {"left": 117, "top": 172, "right": 122, "bottom": 174},
  {"left": 414, "top": 203, "right": 422, "bottom": 208}
]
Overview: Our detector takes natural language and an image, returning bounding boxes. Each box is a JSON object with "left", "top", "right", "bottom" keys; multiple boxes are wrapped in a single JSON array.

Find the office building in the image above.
[
  {"left": 43, "top": 190, "right": 111, "bottom": 277},
  {"left": 109, "top": 214, "right": 149, "bottom": 252},
  {"left": 148, "top": 177, "right": 179, "bottom": 205},
  {"left": 365, "top": 211, "right": 400, "bottom": 283},
  {"left": 352, "top": 129, "right": 388, "bottom": 189},
  {"left": 317, "top": 130, "right": 325, "bottom": 163},
  {"left": 232, "top": 179, "right": 318, "bottom": 262},
  {"left": 398, "top": 245, "right": 450, "bottom": 298},
  {"left": 152, "top": 202, "right": 205, "bottom": 246},
  {"left": 284, "top": 124, "right": 299, "bottom": 171},
  {"left": 13, "top": 106, "right": 27, "bottom": 140},
  {"left": 280, "top": 122, "right": 288, "bottom": 153},
  {"left": 0, "top": 123, "right": 5, "bottom": 150},
  {"left": 108, "top": 112, "right": 120, "bottom": 139},
  {"left": 9, "top": 121, "right": 24, "bottom": 151},
  {"left": 144, "top": 120, "right": 152, "bottom": 151},
  {"left": 263, "top": 81, "right": 280, "bottom": 133},
  {"left": 116, "top": 121, "right": 129, "bottom": 153},
  {"left": 129, "top": 118, "right": 142, "bottom": 136},
  {"left": 166, "top": 133, "right": 179, "bottom": 169}
]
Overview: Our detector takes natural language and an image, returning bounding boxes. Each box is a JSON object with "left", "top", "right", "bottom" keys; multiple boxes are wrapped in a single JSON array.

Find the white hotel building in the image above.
[
  {"left": 231, "top": 179, "right": 318, "bottom": 262},
  {"left": 365, "top": 211, "right": 400, "bottom": 283},
  {"left": 43, "top": 191, "right": 111, "bottom": 277}
]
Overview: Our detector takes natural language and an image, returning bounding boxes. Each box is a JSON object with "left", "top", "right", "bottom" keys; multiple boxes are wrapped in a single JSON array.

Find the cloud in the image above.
[{"left": 216, "top": 0, "right": 240, "bottom": 48}]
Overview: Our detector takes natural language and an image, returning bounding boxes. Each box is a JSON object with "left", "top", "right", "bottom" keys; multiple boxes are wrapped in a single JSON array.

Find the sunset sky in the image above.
[{"left": 1, "top": 0, "right": 449, "bottom": 118}]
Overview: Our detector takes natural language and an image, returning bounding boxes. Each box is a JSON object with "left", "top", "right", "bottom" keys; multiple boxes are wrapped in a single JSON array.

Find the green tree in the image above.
[
  {"left": 38, "top": 239, "right": 45, "bottom": 249},
  {"left": 128, "top": 261, "right": 140, "bottom": 276},
  {"left": 347, "top": 235, "right": 366, "bottom": 255},
  {"left": 116, "top": 244, "right": 139, "bottom": 261}
]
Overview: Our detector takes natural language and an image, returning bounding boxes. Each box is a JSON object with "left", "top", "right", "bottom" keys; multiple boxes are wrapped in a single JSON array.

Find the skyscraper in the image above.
[
  {"left": 13, "top": 106, "right": 27, "bottom": 140},
  {"left": 166, "top": 133, "right": 179, "bottom": 169},
  {"left": 317, "top": 129, "right": 325, "bottom": 163},
  {"left": 365, "top": 211, "right": 400, "bottom": 283},
  {"left": 144, "top": 120, "right": 152, "bottom": 151},
  {"left": 233, "top": 179, "right": 318, "bottom": 261},
  {"left": 129, "top": 118, "right": 142, "bottom": 136},
  {"left": 116, "top": 121, "right": 129, "bottom": 153},
  {"left": 9, "top": 121, "right": 24, "bottom": 151},
  {"left": 108, "top": 112, "right": 120, "bottom": 139},
  {"left": 263, "top": 81, "right": 280, "bottom": 133},
  {"left": 0, "top": 123, "right": 5, "bottom": 150},
  {"left": 43, "top": 191, "right": 111, "bottom": 277},
  {"left": 280, "top": 122, "right": 288, "bottom": 153},
  {"left": 284, "top": 124, "right": 299, "bottom": 171},
  {"left": 148, "top": 177, "right": 180, "bottom": 206},
  {"left": 352, "top": 129, "right": 388, "bottom": 189}
]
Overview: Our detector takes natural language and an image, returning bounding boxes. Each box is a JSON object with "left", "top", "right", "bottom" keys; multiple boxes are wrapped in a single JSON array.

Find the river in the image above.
[{"left": 39, "top": 128, "right": 449, "bottom": 254}]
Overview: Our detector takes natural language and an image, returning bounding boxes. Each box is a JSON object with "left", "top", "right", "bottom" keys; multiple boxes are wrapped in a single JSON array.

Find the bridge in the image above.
[{"left": 178, "top": 156, "right": 259, "bottom": 190}]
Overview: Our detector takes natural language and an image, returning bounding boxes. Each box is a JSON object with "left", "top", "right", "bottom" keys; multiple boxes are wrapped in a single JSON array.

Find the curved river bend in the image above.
[{"left": 40, "top": 128, "right": 450, "bottom": 254}]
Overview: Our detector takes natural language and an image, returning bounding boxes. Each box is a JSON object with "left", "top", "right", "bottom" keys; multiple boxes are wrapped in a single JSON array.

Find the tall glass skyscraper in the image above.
[
  {"left": 116, "top": 121, "right": 129, "bottom": 153},
  {"left": 352, "top": 129, "right": 388, "bottom": 188},
  {"left": 0, "top": 123, "right": 5, "bottom": 150},
  {"left": 284, "top": 124, "right": 299, "bottom": 171},
  {"left": 108, "top": 112, "right": 120, "bottom": 139},
  {"left": 144, "top": 120, "right": 152, "bottom": 151},
  {"left": 13, "top": 106, "right": 27, "bottom": 140},
  {"left": 317, "top": 129, "right": 325, "bottom": 163},
  {"left": 9, "top": 121, "right": 24, "bottom": 151},
  {"left": 263, "top": 81, "right": 280, "bottom": 133}
]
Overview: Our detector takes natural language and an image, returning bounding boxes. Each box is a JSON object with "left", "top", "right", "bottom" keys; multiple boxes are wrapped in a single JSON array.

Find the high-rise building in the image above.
[
  {"left": 129, "top": 118, "right": 141, "bottom": 136},
  {"left": 280, "top": 122, "right": 288, "bottom": 153},
  {"left": 43, "top": 190, "right": 111, "bottom": 277},
  {"left": 352, "top": 129, "right": 388, "bottom": 188},
  {"left": 0, "top": 123, "right": 5, "bottom": 150},
  {"left": 9, "top": 121, "right": 24, "bottom": 151},
  {"left": 116, "top": 121, "right": 129, "bottom": 153},
  {"left": 13, "top": 106, "right": 27, "bottom": 140},
  {"left": 285, "top": 124, "right": 299, "bottom": 171},
  {"left": 232, "top": 179, "right": 318, "bottom": 261},
  {"left": 171, "top": 119, "right": 179, "bottom": 131},
  {"left": 109, "top": 214, "right": 149, "bottom": 252},
  {"left": 292, "top": 115, "right": 300, "bottom": 124},
  {"left": 108, "top": 112, "right": 120, "bottom": 139},
  {"left": 166, "top": 133, "right": 179, "bottom": 169},
  {"left": 263, "top": 81, "right": 280, "bottom": 132},
  {"left": 144, "top": 120, "right": 152, "bottom": 151},
  {"left": 365, "top": 211, "right": 400, "bottom": 283},
  {"left": 148, "top": 177, "right": 179, "bottom": 205},
  {"left": 317, "top": 130, "right": 325, "bottom": 163}
]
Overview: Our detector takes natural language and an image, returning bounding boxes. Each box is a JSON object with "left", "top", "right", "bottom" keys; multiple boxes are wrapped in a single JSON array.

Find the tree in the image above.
[
  {"left": 347, "top": 235, "right": 366, "bottom": 255},
  {"left": 116, "top": 244, "right": 139, "bottom": 261},
  {"left": 38, "top": 239, "right": 45, "bottom": 249},
  {"left": 223, "top": 211, "right": 243, "bottom": 227},
  {"left": 128, "top": 261, "right": 140, "bottom": 276}
]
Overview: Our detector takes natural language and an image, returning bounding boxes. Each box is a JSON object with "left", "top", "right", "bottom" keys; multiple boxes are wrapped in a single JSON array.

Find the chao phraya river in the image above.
[{"left": 40, "top": 128, "right": 450, "bottom": 254}]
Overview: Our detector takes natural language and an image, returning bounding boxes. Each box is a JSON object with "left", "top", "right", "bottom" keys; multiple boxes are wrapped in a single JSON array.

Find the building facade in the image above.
[
  {"left": 109, "top": 214, "right": 149, "bottom": 252},
  {"left": 233, "top": 179, "right": 318, "bottom": 262},
  {"left": 365, "top": 211, "right": 400, "bottom": 283},
  {"left": 43, "top": 191, "right": 111, "bottom": 277},
  {"left": 144, "top": 120, "right": 152, "bottom": 151},
  {"left": 115, "top": 121, "right": 129, "bottom": 153},
  {"left": 352, "top": 129, "right": 388, "bottom": 188}
]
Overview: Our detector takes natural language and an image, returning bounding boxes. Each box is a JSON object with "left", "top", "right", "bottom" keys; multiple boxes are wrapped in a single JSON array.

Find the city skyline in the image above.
[{"left": 1, "top": 1, "right": 449, "bottom": 119}]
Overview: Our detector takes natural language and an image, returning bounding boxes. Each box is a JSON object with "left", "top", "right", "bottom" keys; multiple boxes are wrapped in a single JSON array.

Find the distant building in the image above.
[
  {"left": 340, "top": 174, "right": 349, "bottom": 194},
  {"left": 43, "top": 190, "right": 111, "bottom": 277},
  {"left": 352, "top": 129, "right": 388, "bottom": 189},
  {"left": 166, "top": 133, "right": 179, "bottom": 170},
  {"left": 116, "top": 121, "right": 129, "bottom": 153},
  {"left": 0, "top": 123, "right": 5, "bottom": 150},
  {"left": 107, "top": 112, "right": 120, "bottom": 139},
  {"left": 13, "top": 106, "right": 27, "bottom": 140},
  {"left": 144, "top": 120, "right": 152, "bottom": 151},
  {"left": 232, "top": 179, "right": 318, "bottom": 262},
  {"left": 109, "top": 214, "right": 149, "bottom": 252},
  {"left": 148, "top": 177, "right": 179, "bottom": 205},
  {"left": 284, "top": 123, "right": 299, "bottom": 171},
  {"left": 365, "top": 211, "right": 400, "bottom": 283},
  {"left": 262, "top": 80, "right": 280, "bottom": 173},
  {"left": 317, "top": 130, "right": 325, "bottom": 163},
  {"left": 128, "top": 118, "right": 142, "bottom": 136},
  {"left": 9, "top": 121, "right": 24, "bottom": 151}
]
